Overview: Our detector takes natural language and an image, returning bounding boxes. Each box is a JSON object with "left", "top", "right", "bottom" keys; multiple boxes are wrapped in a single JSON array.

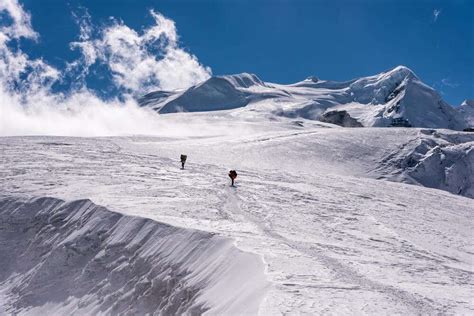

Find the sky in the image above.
[{"left": 3, "top": 0, "right": 474, "bottom": 105}]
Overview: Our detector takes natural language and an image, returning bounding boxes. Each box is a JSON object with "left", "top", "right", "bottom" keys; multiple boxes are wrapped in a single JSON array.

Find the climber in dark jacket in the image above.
[
  {"left": 228, "top": 170, "right": 237, "bottom": 186},
  {"left": 180, "top": 154, "right": 187, "bottom": 169}
]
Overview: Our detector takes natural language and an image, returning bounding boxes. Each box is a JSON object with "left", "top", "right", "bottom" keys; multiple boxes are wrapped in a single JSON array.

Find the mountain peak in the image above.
[
  {"left": 461, "top": 99, "right": 474, "bottom": 107},
  {"left": 305, "top": 76, "right": 319, "bottom": 83},
  {"left": 139, "top": 66, "right": 466, "bottom": 130},
  {"left": 382, "top": 65, "right": 417, "bottom": 81},
  {"left": 217, "top": 73, "right": 265, "bottom": 88}
]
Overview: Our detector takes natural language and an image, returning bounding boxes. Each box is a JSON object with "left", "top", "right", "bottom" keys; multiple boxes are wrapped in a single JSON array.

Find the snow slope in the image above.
[
  {"left": 138, "top": 73, "right": 286, "bottom": 113},
  {"left": 139, "top": 66, "right": 466, "bottom": 130},
  {"left": 457, "top": 99, "right": 474, "bottom": 128},
  {"left": 1, "top": 119, "right": 473, "bottom": 314},
  {"left": 374, "top": 129, "right": 474, "bottom": 197},
  {"left": 0, "top": 196, "right": 268, "bottom": 315}
]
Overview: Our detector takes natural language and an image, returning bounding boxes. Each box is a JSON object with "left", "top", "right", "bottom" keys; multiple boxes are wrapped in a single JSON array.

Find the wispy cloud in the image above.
[
  {"left": 70, "top": 10, "right": 211, "bottom": 94},
  {"left": 0, "top": 0, "right": 214, "bottom": 136},
  {"left": 0, "top": 0, "right": 37, "bottom": 40},
  {"left": 0, "top": 0, "right": 58, "bottom": 93},
  {"left": 441, "top": 78, "right": 460, "bottom": 88},
  {"left": 433, "top": 9, "right": 441, "bottom": 22}
]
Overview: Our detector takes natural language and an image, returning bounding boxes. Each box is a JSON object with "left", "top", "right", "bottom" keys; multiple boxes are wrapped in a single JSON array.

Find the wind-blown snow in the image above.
[
  {"left": 0, "top": 196, "right": 268, "bottom": 315},
  {"left": 0, "top": 2, "right": 212, "bottom": 138}
]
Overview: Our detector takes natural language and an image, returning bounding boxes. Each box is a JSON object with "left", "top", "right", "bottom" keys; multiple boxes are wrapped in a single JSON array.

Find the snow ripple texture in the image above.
[{"left": 0, "top": 196, "right": 268, "bottom": 315}]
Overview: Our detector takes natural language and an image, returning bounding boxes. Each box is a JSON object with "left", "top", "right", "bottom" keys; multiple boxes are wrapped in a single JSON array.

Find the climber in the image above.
[
  {"left": 228, "top": 170, "right": 237, "bottom": 186},
  {"left": 180, "top": 154, "right": 187, "bottom": 169}
]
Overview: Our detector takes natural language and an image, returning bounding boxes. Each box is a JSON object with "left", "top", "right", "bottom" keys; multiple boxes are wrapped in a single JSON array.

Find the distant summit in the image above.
[
  {"left": 461, "top": 99, "right": 474, "bottom": 107},
  {"left": 139, "top": 66, "right": 468, "bottom": 130},
  {"left": 305, "top": 76, "right": 319, "bottom": 83},
  {"left": 458, "top": 99, "right": 474, "bottom": 128}
]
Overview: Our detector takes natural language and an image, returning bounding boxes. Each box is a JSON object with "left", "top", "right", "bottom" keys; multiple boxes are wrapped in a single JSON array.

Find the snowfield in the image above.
[{"left": 1, "top": 116, "right": 473, "bottom": 314}]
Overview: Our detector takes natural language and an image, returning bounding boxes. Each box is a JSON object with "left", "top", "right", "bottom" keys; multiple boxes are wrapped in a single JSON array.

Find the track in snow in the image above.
[{"left": 0, "top": 128, "right": 473, "bottom": 314}]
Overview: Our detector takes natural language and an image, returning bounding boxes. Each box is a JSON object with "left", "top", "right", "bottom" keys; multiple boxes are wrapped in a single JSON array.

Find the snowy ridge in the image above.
[
  {"left": 373, "top": 129, "right": 474, "bottom": 198},
  {"left": 1, "top": 134, "right": 472, "bottom": 314},
  {"left": 0, "top": 196, "right": 268, "bottom": 315},
  {"left": 139, "top": 66, "right": 467, "bottom": 130},
  {"left": 457, "top": 99, "right": 474, "bottom": 128},
  {"left": 138, "top": 73, "right": 283, "bottom": 113}
]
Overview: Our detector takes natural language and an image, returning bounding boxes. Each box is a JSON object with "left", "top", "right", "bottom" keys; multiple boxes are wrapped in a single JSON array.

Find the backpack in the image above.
[{"left": 229, "top": 170, "right": 237, "bottom": 179}]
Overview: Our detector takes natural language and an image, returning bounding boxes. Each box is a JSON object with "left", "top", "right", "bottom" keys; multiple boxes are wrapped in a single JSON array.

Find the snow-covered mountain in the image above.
[
  {"left": 138, "top": 73, "right": 281, "bottom": 113},
  {"left": 139, "top": 66, "right": 467, "bottom": 130},
  {"left": 457, "top": 99, "right": 474, "bottom": 128}
]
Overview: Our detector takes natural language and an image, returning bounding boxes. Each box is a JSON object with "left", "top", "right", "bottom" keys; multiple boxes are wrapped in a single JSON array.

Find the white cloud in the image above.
[
  {"left": 441, "top": 78, "right": 459, "bottom": 88},
  {"left": 66, "top": 9, "right": 96, "bottom": 85},
  {"left": 0, "top": 0, "right": 58, "bottom": 93},
  {"left": 433, "top": 9, "right": 441, "bottom": 22},
  {"left": 0, "top": 0, "right": 37, "bottom": 40},
  {"left": 70, "top": 10, "right": 211, "bottom": 94},
  {"left": 146, "top": 10, "right": 178, "bottom": 44},
  {"left": 0, "top": 1, "right": 215, "bottom": 137}
]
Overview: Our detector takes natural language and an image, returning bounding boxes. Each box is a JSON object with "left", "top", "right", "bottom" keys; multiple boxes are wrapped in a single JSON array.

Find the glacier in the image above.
[{"left": 139, "top": 66, "right": 472, "bottom": 130}]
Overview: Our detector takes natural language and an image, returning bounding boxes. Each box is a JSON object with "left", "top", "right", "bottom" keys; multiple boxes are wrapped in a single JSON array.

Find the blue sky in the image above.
[{"left": 11, "top": 0, "right": 474, "bottom": 104}]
